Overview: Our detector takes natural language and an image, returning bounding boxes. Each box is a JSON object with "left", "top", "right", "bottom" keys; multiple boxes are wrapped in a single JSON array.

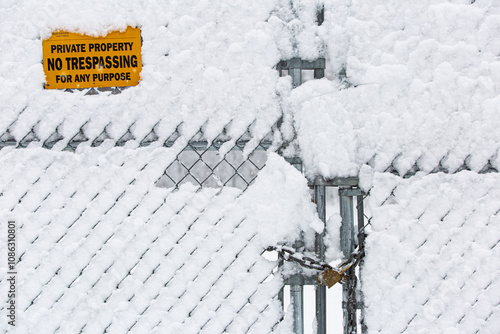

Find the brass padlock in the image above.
[{"left": 317, "top": 269, "right": 343, "bottom": 288}]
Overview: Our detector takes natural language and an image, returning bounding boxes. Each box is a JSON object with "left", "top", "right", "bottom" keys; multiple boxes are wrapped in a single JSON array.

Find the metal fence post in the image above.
[
  {"left": 283, "top": 56, "right": 327, "bottom": 334},
  {"left": 290, "top": 66, "right": 302, "bottom": 89},
  {"left": 288, "top": 63, "right": 303, "bottom": 334},
  {"left": 340, "top": 188, "right": 357, "bottom": 334},
  {"left": 291, "top": 285, "right": 304, "bottom": 334},
  {"left": 312, "top": 9, "right": 326, "bottom": 332},
  {"left": 357, "top": 195, "right": 367, "bottom": 334},
  {"left": 286, "top": 158, "right": 305, "bottom": 334},
  {"left": 314, "top": 185, "right": 327, "bottom": 334}
]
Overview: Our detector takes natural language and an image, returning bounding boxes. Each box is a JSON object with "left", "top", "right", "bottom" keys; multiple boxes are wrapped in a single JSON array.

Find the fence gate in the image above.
[
  {"left": 283, "top": 178, "right": 367, "bottom": 334},
  {"left": 0, "top": 6, "right": 370, "bottom": 333},
  {"left": 0, "top": 114, "right": 366, "bottom": 334}
]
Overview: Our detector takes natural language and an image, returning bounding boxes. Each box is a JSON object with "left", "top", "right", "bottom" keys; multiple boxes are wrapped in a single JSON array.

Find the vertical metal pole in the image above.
[
  {"left": 286, "top": 158, "right": 304, "bottom": 334},
  {"left": 291, "top": 236, "right": 305, "bottom": 334},
  {"left": 313, "top": 56, "right": 327, "bottom": 334},
  {"left": 291, "top": 285, "right": 304, "bottom": 334},
  {"left": 340, "top": 190, "right": 354, "bottom": 257},
  {"left": 278, "top": 256, "right": 284, "bottom": 307},
  {"left": 290, "top": 67, "right": 302, "bottom": 89},
  {"left": 315, "top": 185, "right": 327, "bottom": 334},
  {"left": 357, "top": 195, "right": 367, "bottom": 334},
  {"left": 289, "top": 68, "right": 303, "bottom": 334},
  {"left": 340, "top": 189, "right": 356, "bottom": 334}
]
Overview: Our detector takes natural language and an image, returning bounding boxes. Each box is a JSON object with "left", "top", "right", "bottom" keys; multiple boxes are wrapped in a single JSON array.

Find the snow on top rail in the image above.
[{"left": 2, "top": 1, "right": 500, "bottom": 178}]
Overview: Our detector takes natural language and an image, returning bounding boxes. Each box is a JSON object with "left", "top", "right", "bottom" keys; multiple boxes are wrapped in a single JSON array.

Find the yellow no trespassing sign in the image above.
[{"left": 43, "top": 27, "right": 142, "bottom": 89}]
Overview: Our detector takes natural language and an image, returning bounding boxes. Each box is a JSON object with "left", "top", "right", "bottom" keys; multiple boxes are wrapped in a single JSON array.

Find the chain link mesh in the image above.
[
  {"left": 362, "top": 172, "right": 500, "bottom": 333},
  {"left": 0, "top": 121, "right": 302, "bottom": 333}
]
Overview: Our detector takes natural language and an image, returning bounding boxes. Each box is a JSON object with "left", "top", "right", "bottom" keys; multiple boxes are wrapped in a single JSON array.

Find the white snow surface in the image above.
[
  {"left": 291, "top": 0, "right": 500, "bottom": 178},
  {"left": 1, "top": 0, "right": 499, "bottom": 177},
  {"left": 364, "top": 171, "right": 500, "bottom": 333},
  {"left": 1, "top": 0, "right": 286, "bottom": 150}
]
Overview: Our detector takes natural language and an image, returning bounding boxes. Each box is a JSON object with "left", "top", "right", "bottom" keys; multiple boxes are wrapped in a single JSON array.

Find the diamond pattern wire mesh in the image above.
[
  {"left": 362, "top": 172, "right": 500, "bottom": 334},
  {"left": 66, "top": 87, "right": 129, "bottom": 96},
  {"left": 2, "top": 122, "right": 500, "bottom": 334},
  {"left": 156, "top": 141, "right": 267, "bottom": 190},
  {"left": 0, "top": 121, "right": 296, "bottom": 333},
  {"left": 1, "top": 116, "right": 498, "bottom": 177},
  {"left": 3, "top": 100, "right": 500, "bottom": 334}
]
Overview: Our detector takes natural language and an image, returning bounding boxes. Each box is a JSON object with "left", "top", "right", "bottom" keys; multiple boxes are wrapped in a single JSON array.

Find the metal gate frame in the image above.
[
  {"left": 279, "top": 173, "right": 367, "bottom": 334},
  {"left": 277, "top": 16, "right": 368, "bottom": 329}
]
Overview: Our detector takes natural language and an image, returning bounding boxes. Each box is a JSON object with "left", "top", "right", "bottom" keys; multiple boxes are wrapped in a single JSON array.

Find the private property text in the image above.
[{"left": 42, "top": 27, "right": 142, "bottom": 89}]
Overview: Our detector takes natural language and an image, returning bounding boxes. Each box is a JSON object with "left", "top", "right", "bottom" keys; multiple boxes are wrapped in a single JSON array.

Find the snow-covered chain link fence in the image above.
[
  {"left": 1, "top": 0, "right": 500, "bottom": 332},
  {"left": 362, "top": 172, "right": 500, "bottom": 333},
  {"left": 2, "top": 119, "right": 498, "bottom": 178},
  {"left": 0, "top": 128, "right": 325, "bottom": 333}
]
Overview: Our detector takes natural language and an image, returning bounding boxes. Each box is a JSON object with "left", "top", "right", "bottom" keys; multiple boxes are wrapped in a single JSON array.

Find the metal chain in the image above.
[
  {"left": 266, "top": 245, "right": 333, "bottom": 271},
  {"left": 345, "top": 267, "right": 358, "bottom": 334},
  {"left": 266, "top": 245, "right": 364, "bottom": 273}
]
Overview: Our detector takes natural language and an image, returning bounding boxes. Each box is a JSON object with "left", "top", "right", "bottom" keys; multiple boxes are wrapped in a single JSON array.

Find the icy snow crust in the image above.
[{"left": 364, "top": 172, "right": 500, "bottom": 333}]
